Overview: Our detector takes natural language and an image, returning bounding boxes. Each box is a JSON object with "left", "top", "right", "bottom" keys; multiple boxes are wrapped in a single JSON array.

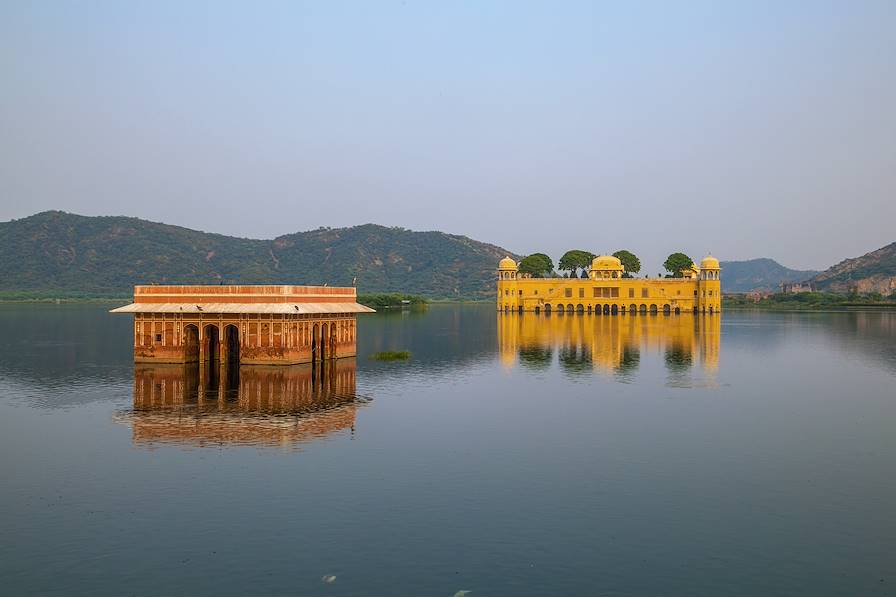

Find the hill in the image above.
[
  {"left": 718, "top": 258, "right": 820, "bottom": 293},
  {"left": 809, "top": 242, "right": 896, "bottom": 295},
  {"left": 0, "top": 211, "right": 517, "bottom": 299}
]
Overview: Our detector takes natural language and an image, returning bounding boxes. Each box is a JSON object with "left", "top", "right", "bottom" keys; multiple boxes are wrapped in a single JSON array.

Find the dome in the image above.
[
  {"left": 700, "top": 255, "right": 720, "bottom": 269},
  {"left": 591, "top": 255, "right": 623, "bottom": 270},
  {"left": 498, "top": 256, "right": 517, "bottom": 270}
]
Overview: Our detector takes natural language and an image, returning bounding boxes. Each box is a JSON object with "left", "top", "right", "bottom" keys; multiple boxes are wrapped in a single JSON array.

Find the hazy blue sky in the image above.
[{"left": 2, "top": 1, "right": 894, "bottom": 272}]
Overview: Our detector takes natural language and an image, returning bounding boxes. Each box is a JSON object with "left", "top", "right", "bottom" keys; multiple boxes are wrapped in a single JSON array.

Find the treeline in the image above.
[
  {"left": 724, "top": 291, "right": 896, "bottom": 310},
  {"left": 357, "top": 293, "right": 428, "bottom": 308},
  {"left": 0, "top": 290, "right": 130, "bottom": 302},
  {"left": 518, "top": 250, "right": 695, "bottom": 278}
]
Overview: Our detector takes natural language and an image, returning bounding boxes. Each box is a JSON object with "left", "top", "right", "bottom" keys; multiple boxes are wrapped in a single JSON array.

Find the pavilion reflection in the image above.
[
  {"left": 118, "top": 359, "right": 364, "bottom": 448},
  {"left": 498, "top": 313, "right": 720, "bottom": 382}
]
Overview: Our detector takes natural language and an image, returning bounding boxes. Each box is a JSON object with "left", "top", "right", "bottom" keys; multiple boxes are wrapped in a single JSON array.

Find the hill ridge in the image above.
[
  {"left": 0, "top": 211, "right": 517, "bottom": 298},
  {"left": 718, "top": 258, "right": 820, "bottom": 293},
  {"left": 809, "top": 242, "right": 896, "bottom": 295}
]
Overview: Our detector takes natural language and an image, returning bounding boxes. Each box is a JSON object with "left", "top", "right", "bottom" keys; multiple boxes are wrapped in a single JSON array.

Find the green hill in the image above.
[
  {"left": 719, "top": 258, "right": 820, "bottom": 293},
  {"left": 0, "top": 211, "right": 517, "bottom": 299},
  {"left": 809, "top": 242, "right": 896, "bottom": 295}
]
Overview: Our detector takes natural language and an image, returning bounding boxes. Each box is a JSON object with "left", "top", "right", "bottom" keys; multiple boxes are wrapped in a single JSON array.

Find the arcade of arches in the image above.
[{"left": 131, "top": 312, "right": 359, "bottom": 365}]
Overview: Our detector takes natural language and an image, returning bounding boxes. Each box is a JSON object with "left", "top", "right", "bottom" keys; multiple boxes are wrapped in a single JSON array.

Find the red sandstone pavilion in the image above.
[{"left": 110, "top": 285, "right": 375, "bottom": 365}]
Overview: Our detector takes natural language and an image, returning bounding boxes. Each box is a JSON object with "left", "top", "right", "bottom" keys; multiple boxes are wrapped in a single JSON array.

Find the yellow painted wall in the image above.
[{"left": 497, "top": 258, "right": 721, "bottom": 314}]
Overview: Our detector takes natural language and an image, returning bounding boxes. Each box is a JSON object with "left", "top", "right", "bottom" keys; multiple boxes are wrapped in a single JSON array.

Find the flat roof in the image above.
[
  {"left": 121, "top": 284, "right": 363, "bottom": 305},
  {"left": 110, "top": 302, "right": 375, "bottom": 314}
]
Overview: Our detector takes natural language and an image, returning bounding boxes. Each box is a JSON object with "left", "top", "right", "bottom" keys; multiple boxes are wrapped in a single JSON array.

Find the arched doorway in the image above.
[
  {"left": 203, "top": 325, "right": 220, "bottom": 363},
  {"left": 535, "top": 306, "right": 541, "bottom": 314},
  {"left": 674, "top": 307, "right": 681, "bottom": 315},
  {"left": 183, "top": 324, "right": 199, "bottom": 363},
  {"left": 224, "top": 324, "right": 239, "bottom": 365},
  {"left": 630, "top": 304, "right": 637, "bottom": 315},
  {"left": 663, "top": 304, "right": 671, "bottom": 315},
  {"left": 576, "top": 304, "right": 584, "bottom": 314},
  {"left": 544, "top": 304, "right": 552, "bottom": 314},
  {"left": 567, "top": 303, "right": 574, "bottom": 314},
  {"left": 603, "top": 304, "right": 610, "bottom": 315},
  {"left": 639, "top": 304, "right": 647, "bottom": 314},
  {"left": 611, "top": 304, "right": 618, "bottom": 315},
  {"left": 650, "top": 304, "right": 658, "bottom": 315},
  {"left": 557, "top": 304, "right": 565, "bottom": 314}
]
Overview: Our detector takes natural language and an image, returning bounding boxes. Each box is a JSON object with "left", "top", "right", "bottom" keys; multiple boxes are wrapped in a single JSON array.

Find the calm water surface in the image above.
[{"left": 1, "top": 304, "right": 895, "bottom": 596}]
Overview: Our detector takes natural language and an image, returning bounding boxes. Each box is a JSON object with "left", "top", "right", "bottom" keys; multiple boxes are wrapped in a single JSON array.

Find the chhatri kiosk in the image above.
[
  {"left": 497, "top": 254, "right": 721, "bottom": 315},
  {"left": 111, "top": 284, "right": 375, "bottom": 365}
]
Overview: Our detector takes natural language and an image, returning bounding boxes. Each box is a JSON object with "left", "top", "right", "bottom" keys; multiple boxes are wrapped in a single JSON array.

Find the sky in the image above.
[{"left": 1, "top": 1, "right": 894, "bottom": 273}]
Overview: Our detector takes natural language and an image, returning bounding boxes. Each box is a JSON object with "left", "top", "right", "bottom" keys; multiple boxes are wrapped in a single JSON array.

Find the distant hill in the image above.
[
  {"left": 809, "top": 242, "right": 896, "bottom": 295},
  {"left": 0, "top": 211, "right": 517, "bottom": 299},
  {"left": 718, "top": 258, "right": 820, "bottom": 293}
]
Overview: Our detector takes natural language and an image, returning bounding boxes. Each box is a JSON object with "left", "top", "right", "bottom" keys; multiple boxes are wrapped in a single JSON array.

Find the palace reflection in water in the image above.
[
  {"left": 117, "top": 359, "right": 364, "bottom": 448},
  {"left": 497, "top": 312, "right": 720, "bottom": 383}
]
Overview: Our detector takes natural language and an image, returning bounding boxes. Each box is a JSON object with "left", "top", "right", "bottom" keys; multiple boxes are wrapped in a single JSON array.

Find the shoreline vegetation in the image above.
[
  {"left": 356, "top": 294, "right": 428, "bottom": 309},
  {"left": 0, "top": 291, "right": 437, "bottom": 306},
  {"left": 0, "top": 291, "right": 129, "bottom": 303},
  {"left": 2, "top": 290, "right": 895, "bottom": 311},
  {"left": 370, "top": 350, "right": 411, "bottom": 361},
  {"left": 723, "top": 292, "right": 896, "bottom": 310}
]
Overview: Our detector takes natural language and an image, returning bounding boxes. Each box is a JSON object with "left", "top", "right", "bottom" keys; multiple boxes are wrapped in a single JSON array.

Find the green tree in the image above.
[
  {"left": 663, "top": 252, "right": 693, "bottom": 278},
  {"left": 558, "top": 250, "right": 595, "bottom": 277},
  {"left": 612, "top": 250, "right": 641, "bottom": 278},
  {"left": 518, "top": 253, "right": 554, "bottom": 278}
]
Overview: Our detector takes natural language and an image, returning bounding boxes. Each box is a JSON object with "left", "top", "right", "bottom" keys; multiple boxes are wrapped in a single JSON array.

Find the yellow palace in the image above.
[{"left": 497, "top": 254, "right": 721, "bottom": 315}]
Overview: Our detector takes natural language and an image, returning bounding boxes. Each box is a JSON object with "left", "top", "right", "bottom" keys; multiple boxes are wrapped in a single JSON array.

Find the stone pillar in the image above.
[{"left": 198, "top": 323, "right": 205, "bottom": 364}]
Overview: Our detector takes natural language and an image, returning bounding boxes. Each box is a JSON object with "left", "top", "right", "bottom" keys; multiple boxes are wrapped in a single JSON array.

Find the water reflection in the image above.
[
  {"left": 498, "top": 313, "right": 720, "bottom": 384},
  {"left": 117, "top": 359, "right": 366, "bottom": 448}
]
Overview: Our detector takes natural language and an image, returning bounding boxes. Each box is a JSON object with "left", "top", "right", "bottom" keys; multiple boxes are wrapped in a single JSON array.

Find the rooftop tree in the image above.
[
  {"left": 517, "top": 253, "right": 554, "bottom": 278},
  {"left": 612, "top": 250, "right": 641, "bottom": 278},
  {"left": 663, "top": 252, "right": 693, "bottom": 278},
  {"left": 558, "top": 250, "right": 595, "bottom": 278}
]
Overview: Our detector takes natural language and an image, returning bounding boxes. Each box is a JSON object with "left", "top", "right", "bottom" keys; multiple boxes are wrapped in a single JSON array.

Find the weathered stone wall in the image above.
[{"left": 132, "top": 313, "right": 358, "bottom": 365}]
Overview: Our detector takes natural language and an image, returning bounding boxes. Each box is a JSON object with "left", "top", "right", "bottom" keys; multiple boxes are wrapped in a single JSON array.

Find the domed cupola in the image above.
[
  {"left": 700, "top": 254, "right": 720, "bottom": 270},
  {"left": 498, "top": 256, "right": 517, "bottom": 270},
  {"left": 498, "top": 256, "right": 518, "bottom": 280},
  {"left": 699, "top": 254, "right": 720, "bottom": 281},
  {"left": 590, "top": 255, "right": 624, "bottom": 279}
]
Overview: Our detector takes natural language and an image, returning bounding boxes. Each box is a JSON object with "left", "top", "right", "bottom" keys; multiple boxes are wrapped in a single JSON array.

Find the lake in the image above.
[{"left": 1, "top": 304, "right": 894, "bottom": 596}]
